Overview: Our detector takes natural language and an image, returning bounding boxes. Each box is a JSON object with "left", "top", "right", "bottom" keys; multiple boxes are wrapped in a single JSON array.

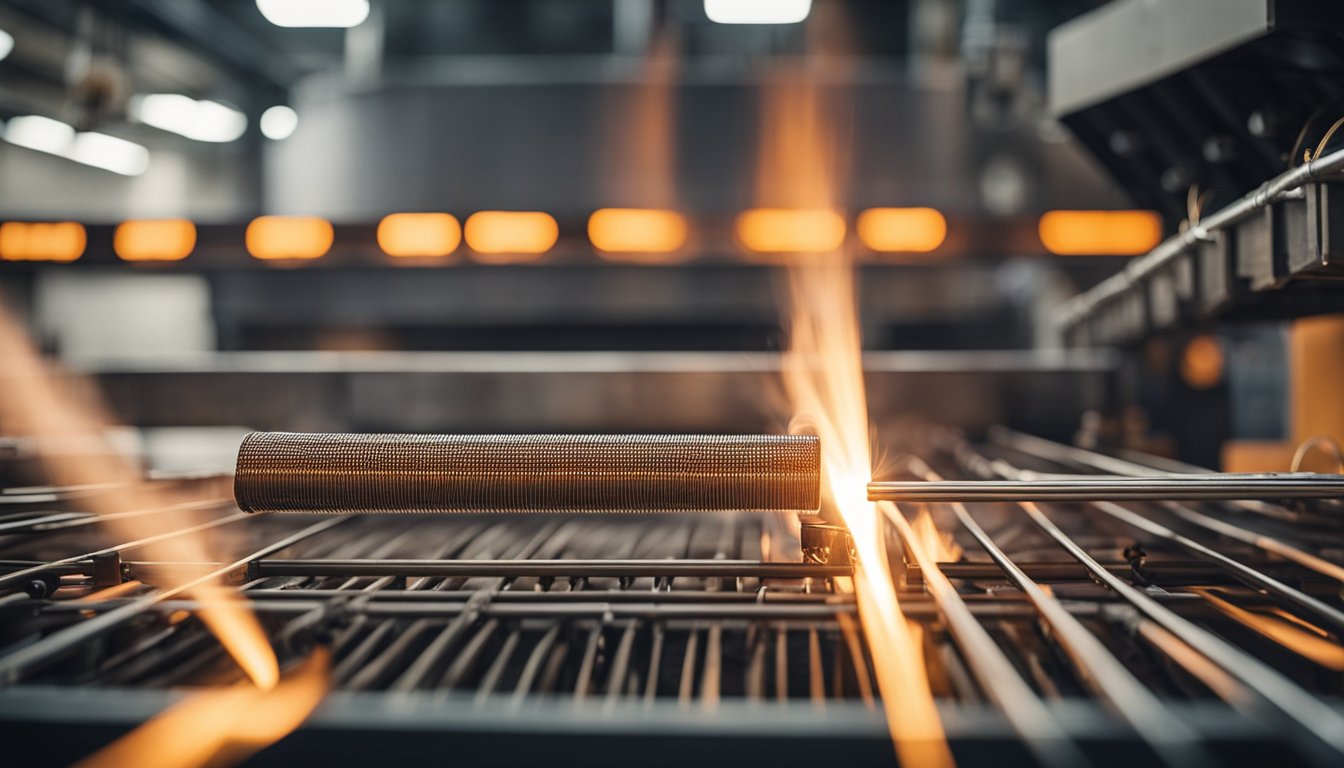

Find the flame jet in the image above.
[
  {"left": 0, "top": 302, "right": 279, "bottom": 689},
  {"left": 759, "top": 67, "right": 955, "bottom": 766}
]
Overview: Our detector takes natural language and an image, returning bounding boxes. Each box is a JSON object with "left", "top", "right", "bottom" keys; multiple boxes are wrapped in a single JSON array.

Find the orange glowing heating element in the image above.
[
  {"left": 736, "top": 208, "right": 846, "bottom": 254},
  {"left": 114, "top": 219, "right": 196, "bottom": 262},
  {"left": 857, "top": 207, "right": 947, "bottom": 253},
  {"left": 588, "top": 208, "right": 688, "bottom": 256},
  {"left": 377, "top": 213, "right": 461, "bottom": 258},
  {"left": 1181, "top": 334, "right": 1224, "bottom": 390},
  {"left": 1038, "top": 210, "right": 1163, "bottom": 256},
  {"left": 0, "top": 222, "right": 87, "bottom": 262},
  {"left": 245, "top": 216, "right": 333, "bottom": 261},
  {"left": 464, "top": 211, "right": 558, "bottom": 263}
]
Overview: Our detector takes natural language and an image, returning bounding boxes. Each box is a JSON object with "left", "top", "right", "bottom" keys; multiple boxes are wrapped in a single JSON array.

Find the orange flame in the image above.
[
  {"left": 912, "top": 506, "right": 962, "bottom": 564},
  {"left": 1194, "top": 589, "right": 1344, "bottom": 671},
  {"left": 765, "top": 69, "right": 953, "bottom": 765},
  {"left": 75, "top": 647, "right": 330, "bottom": 768},
  {"left": 0, "top": 301, "right": 279, "bottom": 689}
]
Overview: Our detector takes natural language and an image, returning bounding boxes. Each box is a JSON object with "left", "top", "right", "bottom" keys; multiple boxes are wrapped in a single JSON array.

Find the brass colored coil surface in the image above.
[{"left": 234, "top": 432, "right": 820, "bottom": 514}]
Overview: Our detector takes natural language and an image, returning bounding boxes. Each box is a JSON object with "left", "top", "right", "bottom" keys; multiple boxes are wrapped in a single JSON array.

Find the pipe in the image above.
[
  {"left": 235, "top": 432, "right": 820, "bottom": 514},
  {"left": 868, "top": 474, "right": 1344, "bottom": 503}
]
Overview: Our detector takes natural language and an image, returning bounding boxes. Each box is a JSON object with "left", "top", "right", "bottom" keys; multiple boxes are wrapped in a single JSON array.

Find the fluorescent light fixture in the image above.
[
  {"left": 260, "top": 105, "right": 299, "bottom": 140},
  {"left": 69, "top": 132, "right": 150, "bottom": 176},
  {"left": 257, "top": 0, "right": 369, "bottom": 28},
  {"left": 3, "top": 115, "right": 148, "bottom": 176},
  {"left": 0, "top": 28, "right": 14, "bottom": 62},
  {"left": 4, "top": 115, "right": 75, "bottom": 155},
  {"left": 131, "top": 93, "right": 247, "bottom": 143},
  {"left": 704, "top": 0, "right": 811, "bottom": 24}
]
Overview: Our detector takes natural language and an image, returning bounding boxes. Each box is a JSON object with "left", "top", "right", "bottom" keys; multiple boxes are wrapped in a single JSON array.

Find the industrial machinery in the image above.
[{"left": 2, "top": 1, "right": 1344, "bottom": 766}]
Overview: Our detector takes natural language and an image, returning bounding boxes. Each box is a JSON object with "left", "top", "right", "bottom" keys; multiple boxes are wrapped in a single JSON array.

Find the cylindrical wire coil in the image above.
[{"left": 235, "top": 432, "right": 820, "bottom": 514}]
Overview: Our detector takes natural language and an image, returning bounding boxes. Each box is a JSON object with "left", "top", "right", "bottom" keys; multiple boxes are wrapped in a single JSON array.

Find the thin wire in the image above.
[
  {"left": 1290, "top": 435, "right": 1344, "bottom": 474},
  {"left": 1307, "top": 116, "right": 1344, "bottom": 164}
]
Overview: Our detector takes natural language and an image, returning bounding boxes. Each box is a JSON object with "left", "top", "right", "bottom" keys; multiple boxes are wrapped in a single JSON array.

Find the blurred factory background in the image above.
[
  {"left": 8, "top": 3, "right": 1344, "bottom": 765},
  {"left": 0, "top": 0, "right": 1338, "bottom": 469}
]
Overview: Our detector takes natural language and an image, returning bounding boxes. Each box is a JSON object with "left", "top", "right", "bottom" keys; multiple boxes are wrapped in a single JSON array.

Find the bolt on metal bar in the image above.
[{"left": 868, "top": 475, "right": 1344, "bottom": 503}]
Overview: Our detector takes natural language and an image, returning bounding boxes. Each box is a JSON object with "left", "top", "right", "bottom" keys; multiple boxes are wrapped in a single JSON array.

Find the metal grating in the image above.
[{"left": 1, "top": 427, "right": 1343, "bottom": 766}]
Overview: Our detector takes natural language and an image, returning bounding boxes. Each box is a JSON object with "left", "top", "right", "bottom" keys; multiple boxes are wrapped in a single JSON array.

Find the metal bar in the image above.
[
  {"left": 252, "top": 559, "right": 850, "bottom": 579},
  {"left": 605, "top": 621, "right": 638, "bottom": 701},
  {"left": 19, "top": 596, "right": 1124, "bottom": 621},
  {"left": 900, "top": 458, "right": 1213, "bottom": 767},
  {"left": 643, "top": 622, "right": 664, "bottom": 703},
  {"left": 1054, "top": 145, "right": 1344, "bottom": 332},
  {"left": 229, "top": 589, "right": 850, "bottom": 605},
  {"left": 475, "top": 628, "right": 521, "bottom": 702},
  {"left": 700, "top": 623, "right": 721, "bottom": 709},
  {"left": 511, "top": 625, "right": 560, "bottom": 703},
  {"left": 677, "top": 626, "right": 699, "bottom": 707},
  {"left": 235, "top": 432, "right": 821, "bottom": 514},
  {"left": 880, "top": 502, "right": 1090, "bottom": 768},
  {"left": 868, "top": 475, "right": 1344, "bottom": 503},
  {"left": 909, "top": 560, "right": 1315, "bottom": 586},
  {"left": 574, "top": 623, "right": 603, "bottom": 702},
  {"left": 439, "top": 618, "right": 499, "bottom": 690}
]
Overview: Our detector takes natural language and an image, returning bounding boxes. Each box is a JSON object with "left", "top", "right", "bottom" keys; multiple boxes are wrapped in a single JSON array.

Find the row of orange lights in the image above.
[{"left": 0, "top": 209, "right": 1163, "bottom": 263}]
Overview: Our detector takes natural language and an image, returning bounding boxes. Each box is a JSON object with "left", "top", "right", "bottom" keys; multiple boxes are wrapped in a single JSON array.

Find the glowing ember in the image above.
[
  {"left": 75, "top": 647, "right": 329, "bottom": 768},
  {"left": 764, "top": 70, "right": 953, "bottom": 765}
]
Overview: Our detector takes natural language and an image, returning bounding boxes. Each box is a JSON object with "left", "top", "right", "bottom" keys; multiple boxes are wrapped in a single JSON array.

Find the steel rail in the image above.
[
  {"left": 0, "top": 517, "right": 348, "bottom": 684},
  {"left": 251, "top": 559, "right": 851, "bottom": 580},
  {"left": 1054, "top": 145, "right": 1344, "bottom": 332},
  {"left": 953, "top": 445, "right": 1344, "bottom": 763},
  {"left": 868, "top": 474, "right": 1344, "bottom": 503},
  {"left": 880, "top": 500, "right": 1091, "bottom": 768},
  {"left": 897, "top": 458, "right": 1213, "bottom": 768},
  {"left": 32, "top": 595, "right": 1114, "bottom": 621}
]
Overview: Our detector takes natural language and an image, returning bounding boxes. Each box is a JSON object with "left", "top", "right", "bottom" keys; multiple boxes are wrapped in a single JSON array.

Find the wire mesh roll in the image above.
[{"left": 234, "top": 432, "right": 821, "bottom": 514}]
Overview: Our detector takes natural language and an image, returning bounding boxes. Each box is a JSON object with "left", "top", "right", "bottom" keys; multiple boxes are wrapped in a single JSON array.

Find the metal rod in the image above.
[
  {"left": 252, "top": 558, "right": 850, "bottom": 579},
  {"left": 235, "top": 432, "right": 821, "bottom": 514},
  {"left": 1055, "top": 145, "right": 1344, "bottom": 332},
  {"left": 868, "top": 475, "right": 1344, "bottom": 503},
  {"left": 38, "top": 595, "right": 1122, "bottom": 620}
]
